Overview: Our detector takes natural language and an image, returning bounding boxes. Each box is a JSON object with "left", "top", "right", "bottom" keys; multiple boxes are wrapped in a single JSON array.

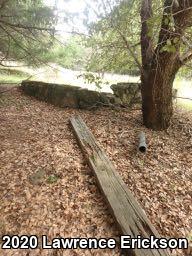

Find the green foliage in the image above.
[
  {"left": 83, "top": 0, "right": 192, "bottom": 78},
  {"left": 46, "top": 175, "right": 59, "bottom": 184},
  {"left": 83, "top": 0, "right": 164, "bottom": 74},
  {"left": 85, "top": 0, "right": 141, "bottom": 74},
  {"left": 40, "top": 36, "right": 86, "bottom": 70},
  {"left": 177, "top": 66, "right": 192, "bottom": 79},
  {"left": 0, "top": 0, "right": 56, "bottom": 66},
  {"left": 77, "top": 72, "right": 109, "bottom": 89},
  {"left": 160, "top": 39, "right": 177, "bottom": 53}
]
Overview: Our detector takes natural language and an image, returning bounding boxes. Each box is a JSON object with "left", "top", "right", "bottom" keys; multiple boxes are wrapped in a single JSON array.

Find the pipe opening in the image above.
[{"left": 139, "top": 146, "right": 146, "bottom": 153}]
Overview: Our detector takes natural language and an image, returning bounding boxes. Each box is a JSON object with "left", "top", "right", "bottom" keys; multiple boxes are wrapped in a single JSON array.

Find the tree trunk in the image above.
[
  {"left": 140, "top": 0, "right": 192, "bottom": 130},
  {"left": 141, "top": 52, "right": 180, "bottom": 130}
]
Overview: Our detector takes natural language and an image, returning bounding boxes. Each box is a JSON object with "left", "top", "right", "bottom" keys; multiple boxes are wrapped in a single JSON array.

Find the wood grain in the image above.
[{"left": 70, "top": 115, "right": 170, "bottom": 256}]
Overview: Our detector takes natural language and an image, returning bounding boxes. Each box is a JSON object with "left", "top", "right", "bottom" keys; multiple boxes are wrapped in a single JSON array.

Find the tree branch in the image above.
[
  {"left": 116, "top": 29, "right": 142, "bottom": 72},
  {"left": 173, "top": 0, "right": 192, "bottom": 30},
  {"left": 0, "top": 24, "right": 43, "bottom": 66},
  {"left": 0, "top": 19, "right": 55, "bottom": 32},
  {"left": 140, "top": 0, "right": 153, "bottom": 71},
  {"left": 103, "top": 1, "right": 142, "bottom": 73},
  {"left": 180, "top": 49, "right": 192, "bottom": 64}
]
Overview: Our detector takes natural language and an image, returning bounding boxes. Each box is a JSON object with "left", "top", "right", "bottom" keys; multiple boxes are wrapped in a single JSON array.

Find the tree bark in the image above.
[
  {"left": 140, "top": 0, "right": 192, "bottom": 130},
  {"left": 141, "top": 52, "right": 181, "bottom": 130}
]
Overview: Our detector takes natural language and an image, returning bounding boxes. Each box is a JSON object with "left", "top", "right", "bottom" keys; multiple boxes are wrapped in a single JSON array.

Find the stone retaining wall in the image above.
[
  {"left": 21, "top": 81, "right": 115, "bottom": 109},
  {"left": 111, "top": 82, "right": 141, "bottom": 106},
  {"left": 21, "top": 80, "right": 152, "bottom": 110}
]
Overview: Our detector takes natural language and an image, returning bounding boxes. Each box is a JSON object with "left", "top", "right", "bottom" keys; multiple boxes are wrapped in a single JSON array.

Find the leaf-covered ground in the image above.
[{"left": 0, "top": 88, "right": 191, "bottom": 256}]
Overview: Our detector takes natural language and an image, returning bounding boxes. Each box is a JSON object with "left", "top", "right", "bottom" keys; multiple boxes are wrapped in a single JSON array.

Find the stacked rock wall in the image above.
[
  {"left": 21, "top": 81, "right": 114, "bottom": 109},
  {"left": 110, "top": 82, "right": 141, "bottom": 106}
]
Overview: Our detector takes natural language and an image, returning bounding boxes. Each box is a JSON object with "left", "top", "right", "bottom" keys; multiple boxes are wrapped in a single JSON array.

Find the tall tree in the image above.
[
  {"left": 140, "top": 0, "right": 192, "bottom": 130},
  {"left": 85, "top": 0, "right": 192, "bottom": 130}
]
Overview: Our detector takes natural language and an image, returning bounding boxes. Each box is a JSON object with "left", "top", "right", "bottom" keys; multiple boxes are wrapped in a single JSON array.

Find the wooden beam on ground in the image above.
[{"left": 70, "top": 115, "right": 170, "bottom": 256}]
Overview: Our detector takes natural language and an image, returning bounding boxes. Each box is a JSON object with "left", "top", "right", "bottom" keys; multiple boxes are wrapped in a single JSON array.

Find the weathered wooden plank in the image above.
[{"left": 70, "top": 115, "right": 170, "bottom": 256}]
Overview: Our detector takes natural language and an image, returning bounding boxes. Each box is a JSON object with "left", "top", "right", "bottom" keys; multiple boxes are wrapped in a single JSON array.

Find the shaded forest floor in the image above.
[{"left": 0, "top": 88, "right": 191, "bottom": 256}]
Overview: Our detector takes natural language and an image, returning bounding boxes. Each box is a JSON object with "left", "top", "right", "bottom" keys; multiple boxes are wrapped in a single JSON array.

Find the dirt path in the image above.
[{"left": 0, "top": 89, "right": 191, "bottom": 256}]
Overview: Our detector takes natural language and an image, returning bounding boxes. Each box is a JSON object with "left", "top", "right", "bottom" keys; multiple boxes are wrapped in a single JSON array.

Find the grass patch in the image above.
[
  {"left": 0, "top": 74, "right": 27, "bottom": 83},
  {"left": 0, "top": 68, "right": 30, "bottom": 77},
  {"left": 0, "top": 68, "right": 30, "bottom": 84},
  {"left": 174, "top": 78, "right": 192, "bottom": 110},
  {"left": 176, "top": 99, "right": 192, "bottom": 110}
]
